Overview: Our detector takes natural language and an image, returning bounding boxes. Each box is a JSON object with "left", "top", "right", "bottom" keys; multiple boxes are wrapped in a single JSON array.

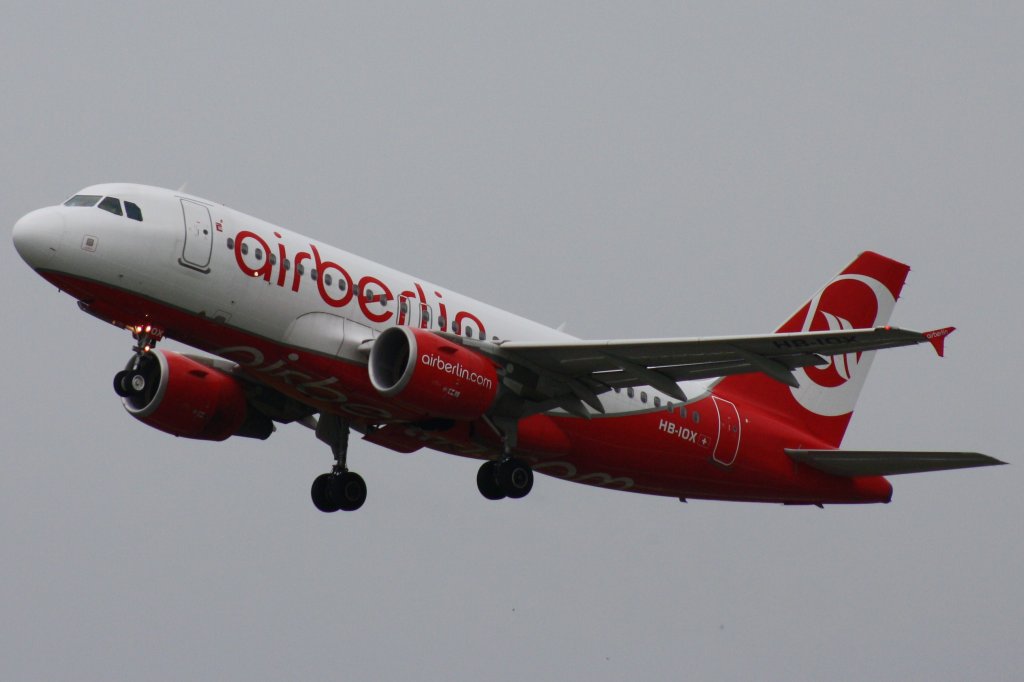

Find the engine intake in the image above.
[
  {"left": 122, "top": 350, "right": 273, "bottom": 441},
  {"left": 369, "top": 327, "right": 499, "bottom": 420}
]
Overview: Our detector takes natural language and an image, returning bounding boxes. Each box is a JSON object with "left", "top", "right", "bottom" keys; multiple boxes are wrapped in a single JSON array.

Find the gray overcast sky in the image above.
[{"left": 1, "top": 2, "right": 1020, "bottom": 680}]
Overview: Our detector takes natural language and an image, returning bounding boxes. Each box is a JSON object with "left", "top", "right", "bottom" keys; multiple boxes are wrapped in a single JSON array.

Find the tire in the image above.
[
  {"left": 476, "top": 461, "right": 506, "bottom": 500},
  {"left": 127, "top": 370, "right": 148, "bottom": 395},
  {"left": 311, "top": 473, "right": 340, "bottom": 512},
  {"left": 497, "top": 458, "right": 533, "bottom": 499},
  {"left": 328, "top": 472, "right": 367, "bottom": 512},
  {"left": 113, "top": 370, "right": 132, "bottom": 397}
]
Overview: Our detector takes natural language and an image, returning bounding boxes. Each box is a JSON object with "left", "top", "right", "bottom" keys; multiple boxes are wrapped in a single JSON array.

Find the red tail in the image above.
[{"left": 712, "top": 252, "right": 911, "bottom": 448}]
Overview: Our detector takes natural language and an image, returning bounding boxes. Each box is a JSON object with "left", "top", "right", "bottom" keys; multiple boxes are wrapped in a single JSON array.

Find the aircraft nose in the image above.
[{"left": 12, "top": 207, "right": 65, "bottom": 268}]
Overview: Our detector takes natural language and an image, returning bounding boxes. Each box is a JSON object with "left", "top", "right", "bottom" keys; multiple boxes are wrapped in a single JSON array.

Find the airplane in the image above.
[{"left": 11, "top": 183, "right": 1004, "bottom": 512}]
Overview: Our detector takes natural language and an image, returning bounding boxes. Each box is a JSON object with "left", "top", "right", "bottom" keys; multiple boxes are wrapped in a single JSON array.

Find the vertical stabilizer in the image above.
[{"left": 713, "top": 252, "right": 911, "bottom": 448}]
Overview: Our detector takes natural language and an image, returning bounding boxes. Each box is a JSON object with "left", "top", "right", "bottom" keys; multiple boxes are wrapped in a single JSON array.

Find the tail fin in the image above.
[{"left": 713, "top": 252, "right": 911, "bottom": 448}]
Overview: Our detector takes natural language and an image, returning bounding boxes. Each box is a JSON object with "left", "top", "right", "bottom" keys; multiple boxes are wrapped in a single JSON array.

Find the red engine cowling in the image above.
[
  {"left": 122, "top": 350, "right": 272, "bottom": 441},
  {"left": 368, "top": 327, "right": 499, "bottom": 420}
]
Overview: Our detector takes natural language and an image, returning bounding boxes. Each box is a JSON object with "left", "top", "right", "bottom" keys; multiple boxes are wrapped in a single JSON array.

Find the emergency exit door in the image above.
[{"left": 712, "top": 396, "right": 742, "bottom": 466}]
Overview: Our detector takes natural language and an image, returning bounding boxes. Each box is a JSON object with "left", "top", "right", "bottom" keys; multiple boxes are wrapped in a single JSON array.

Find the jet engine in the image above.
[
  {"left": 368, "top": 326, "right": 499, "bottom": 420},
  {"left": 118, "top": 350, "right": 273, "bottom": 441}
]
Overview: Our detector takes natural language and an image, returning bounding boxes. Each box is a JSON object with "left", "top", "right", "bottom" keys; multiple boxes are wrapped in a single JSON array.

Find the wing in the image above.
[{"left": 461, "top": 326, "right": 954, "bottom": 415}]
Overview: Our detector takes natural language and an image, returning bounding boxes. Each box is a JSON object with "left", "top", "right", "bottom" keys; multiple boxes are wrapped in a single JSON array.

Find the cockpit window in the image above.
[
  {"left": 64, "top": 193, "right": 144, "bottom": 221},
  {"left": 98, "top": 196, "right": 123, "bottom": 216},
  {"left": 65, "top": 195, "right": 101, "bottom": 207},
  {"left": 125, "top": 201, "right": 143, "bottom": 221}
]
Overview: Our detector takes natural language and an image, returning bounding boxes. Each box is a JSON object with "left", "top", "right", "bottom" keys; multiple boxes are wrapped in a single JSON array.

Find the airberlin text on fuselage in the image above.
[{"left": 232, "top": 229, "right": 486, "bottom": 337}]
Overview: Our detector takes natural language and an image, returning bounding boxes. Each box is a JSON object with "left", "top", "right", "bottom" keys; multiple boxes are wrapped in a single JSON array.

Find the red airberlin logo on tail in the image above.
[
  {"left": 790, "top": 273, "right": 896, "bottom": 417},
  {"left": 805, "top": 311, "right": 861, "bottom": 387},
  {"left": 801, "top": 278, "right": 880, "bottom": 389}
]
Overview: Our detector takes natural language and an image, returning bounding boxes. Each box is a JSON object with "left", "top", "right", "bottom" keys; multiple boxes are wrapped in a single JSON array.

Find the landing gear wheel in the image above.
[
  {"left": 113, "top": 370, "right": 132, "bottom": 397},
  {"left": 497, "top": 458, "right": 534, "bottom": 499},
  {"left": 477, "top": 461, "right": 506, "bottom": 500},
  {"left": 127, "top": 371, "right": 148, "bottom": 395},
  {"left": 311, "top": 473, "right": 340, "bottom": 513},
  {"left": 327, "top": 472, "right": 367, "bottom": 511}
]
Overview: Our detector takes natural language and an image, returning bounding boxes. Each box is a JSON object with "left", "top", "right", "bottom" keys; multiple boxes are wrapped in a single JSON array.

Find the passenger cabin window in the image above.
[
  {"left": 124, "top": 201, "right": 143, "bottom": 221},
  {"left": 65, "top": 195, "right": 101, "bottom": 207},
  {"left": 98, "top": 197, "right": 122, "bottom": 216}
]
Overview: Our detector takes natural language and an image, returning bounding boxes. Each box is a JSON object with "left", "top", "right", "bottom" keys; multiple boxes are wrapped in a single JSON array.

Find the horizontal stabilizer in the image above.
[{"left": 786, "top": 449, "right": 1006, "bottom": 477}]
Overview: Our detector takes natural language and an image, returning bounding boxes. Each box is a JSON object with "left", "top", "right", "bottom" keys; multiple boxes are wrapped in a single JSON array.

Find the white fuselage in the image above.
[{"left": 14, "top": 183, "right": 684, "bottom": 418}]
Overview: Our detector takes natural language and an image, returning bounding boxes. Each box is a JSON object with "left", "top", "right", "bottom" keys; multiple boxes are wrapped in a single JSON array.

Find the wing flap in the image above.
[{"left": 786, "top": 449, "right": 1006, "bottom": 477}]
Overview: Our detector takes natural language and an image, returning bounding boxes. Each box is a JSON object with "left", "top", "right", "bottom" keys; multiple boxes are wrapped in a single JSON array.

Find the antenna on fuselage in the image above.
[{"left": 177, "top": 182, "right": 188, "bottom": 193}]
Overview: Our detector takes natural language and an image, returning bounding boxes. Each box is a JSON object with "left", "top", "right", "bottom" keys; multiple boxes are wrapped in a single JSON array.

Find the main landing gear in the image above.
[
  {"left": 476, "top": 416, "right": 534, "bottom": 501},
  {"left": 113, "top": 324, "right": 163, "bottom": 398},
  {"left": 310, "top": 414, "right": 368, "bottom": 512},
  {"left": 476, "top": 458, "right": 534, "bottom": 500}
]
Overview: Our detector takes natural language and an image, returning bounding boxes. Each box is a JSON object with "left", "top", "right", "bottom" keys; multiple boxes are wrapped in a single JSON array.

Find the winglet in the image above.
[{"left": 924, "top": 327, "right": 955, "bottom": 357}]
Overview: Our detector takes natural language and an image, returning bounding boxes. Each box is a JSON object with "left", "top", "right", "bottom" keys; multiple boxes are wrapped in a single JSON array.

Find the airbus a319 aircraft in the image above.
[{"left": 12, "top": 184, "right": 1003, "bottom": 512}]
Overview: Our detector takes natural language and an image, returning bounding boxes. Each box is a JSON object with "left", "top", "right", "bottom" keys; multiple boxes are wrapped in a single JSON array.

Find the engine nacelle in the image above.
[
  {"left": 369, "top": 326, "right": 499, "bottom": 420},
  {"left": 122, "top": 350, "right": 273, "bottom": 441}
]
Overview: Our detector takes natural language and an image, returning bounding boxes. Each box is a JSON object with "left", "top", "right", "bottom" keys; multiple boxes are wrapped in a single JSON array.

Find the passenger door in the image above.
[{"left": 178, "top": 198, "right": 213, "bottom": 272}]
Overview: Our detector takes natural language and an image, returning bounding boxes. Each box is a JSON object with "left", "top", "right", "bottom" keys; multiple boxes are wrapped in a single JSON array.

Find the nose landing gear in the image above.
[{"left": 113, "top": 324, "right": 164, "bottom": 398}]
